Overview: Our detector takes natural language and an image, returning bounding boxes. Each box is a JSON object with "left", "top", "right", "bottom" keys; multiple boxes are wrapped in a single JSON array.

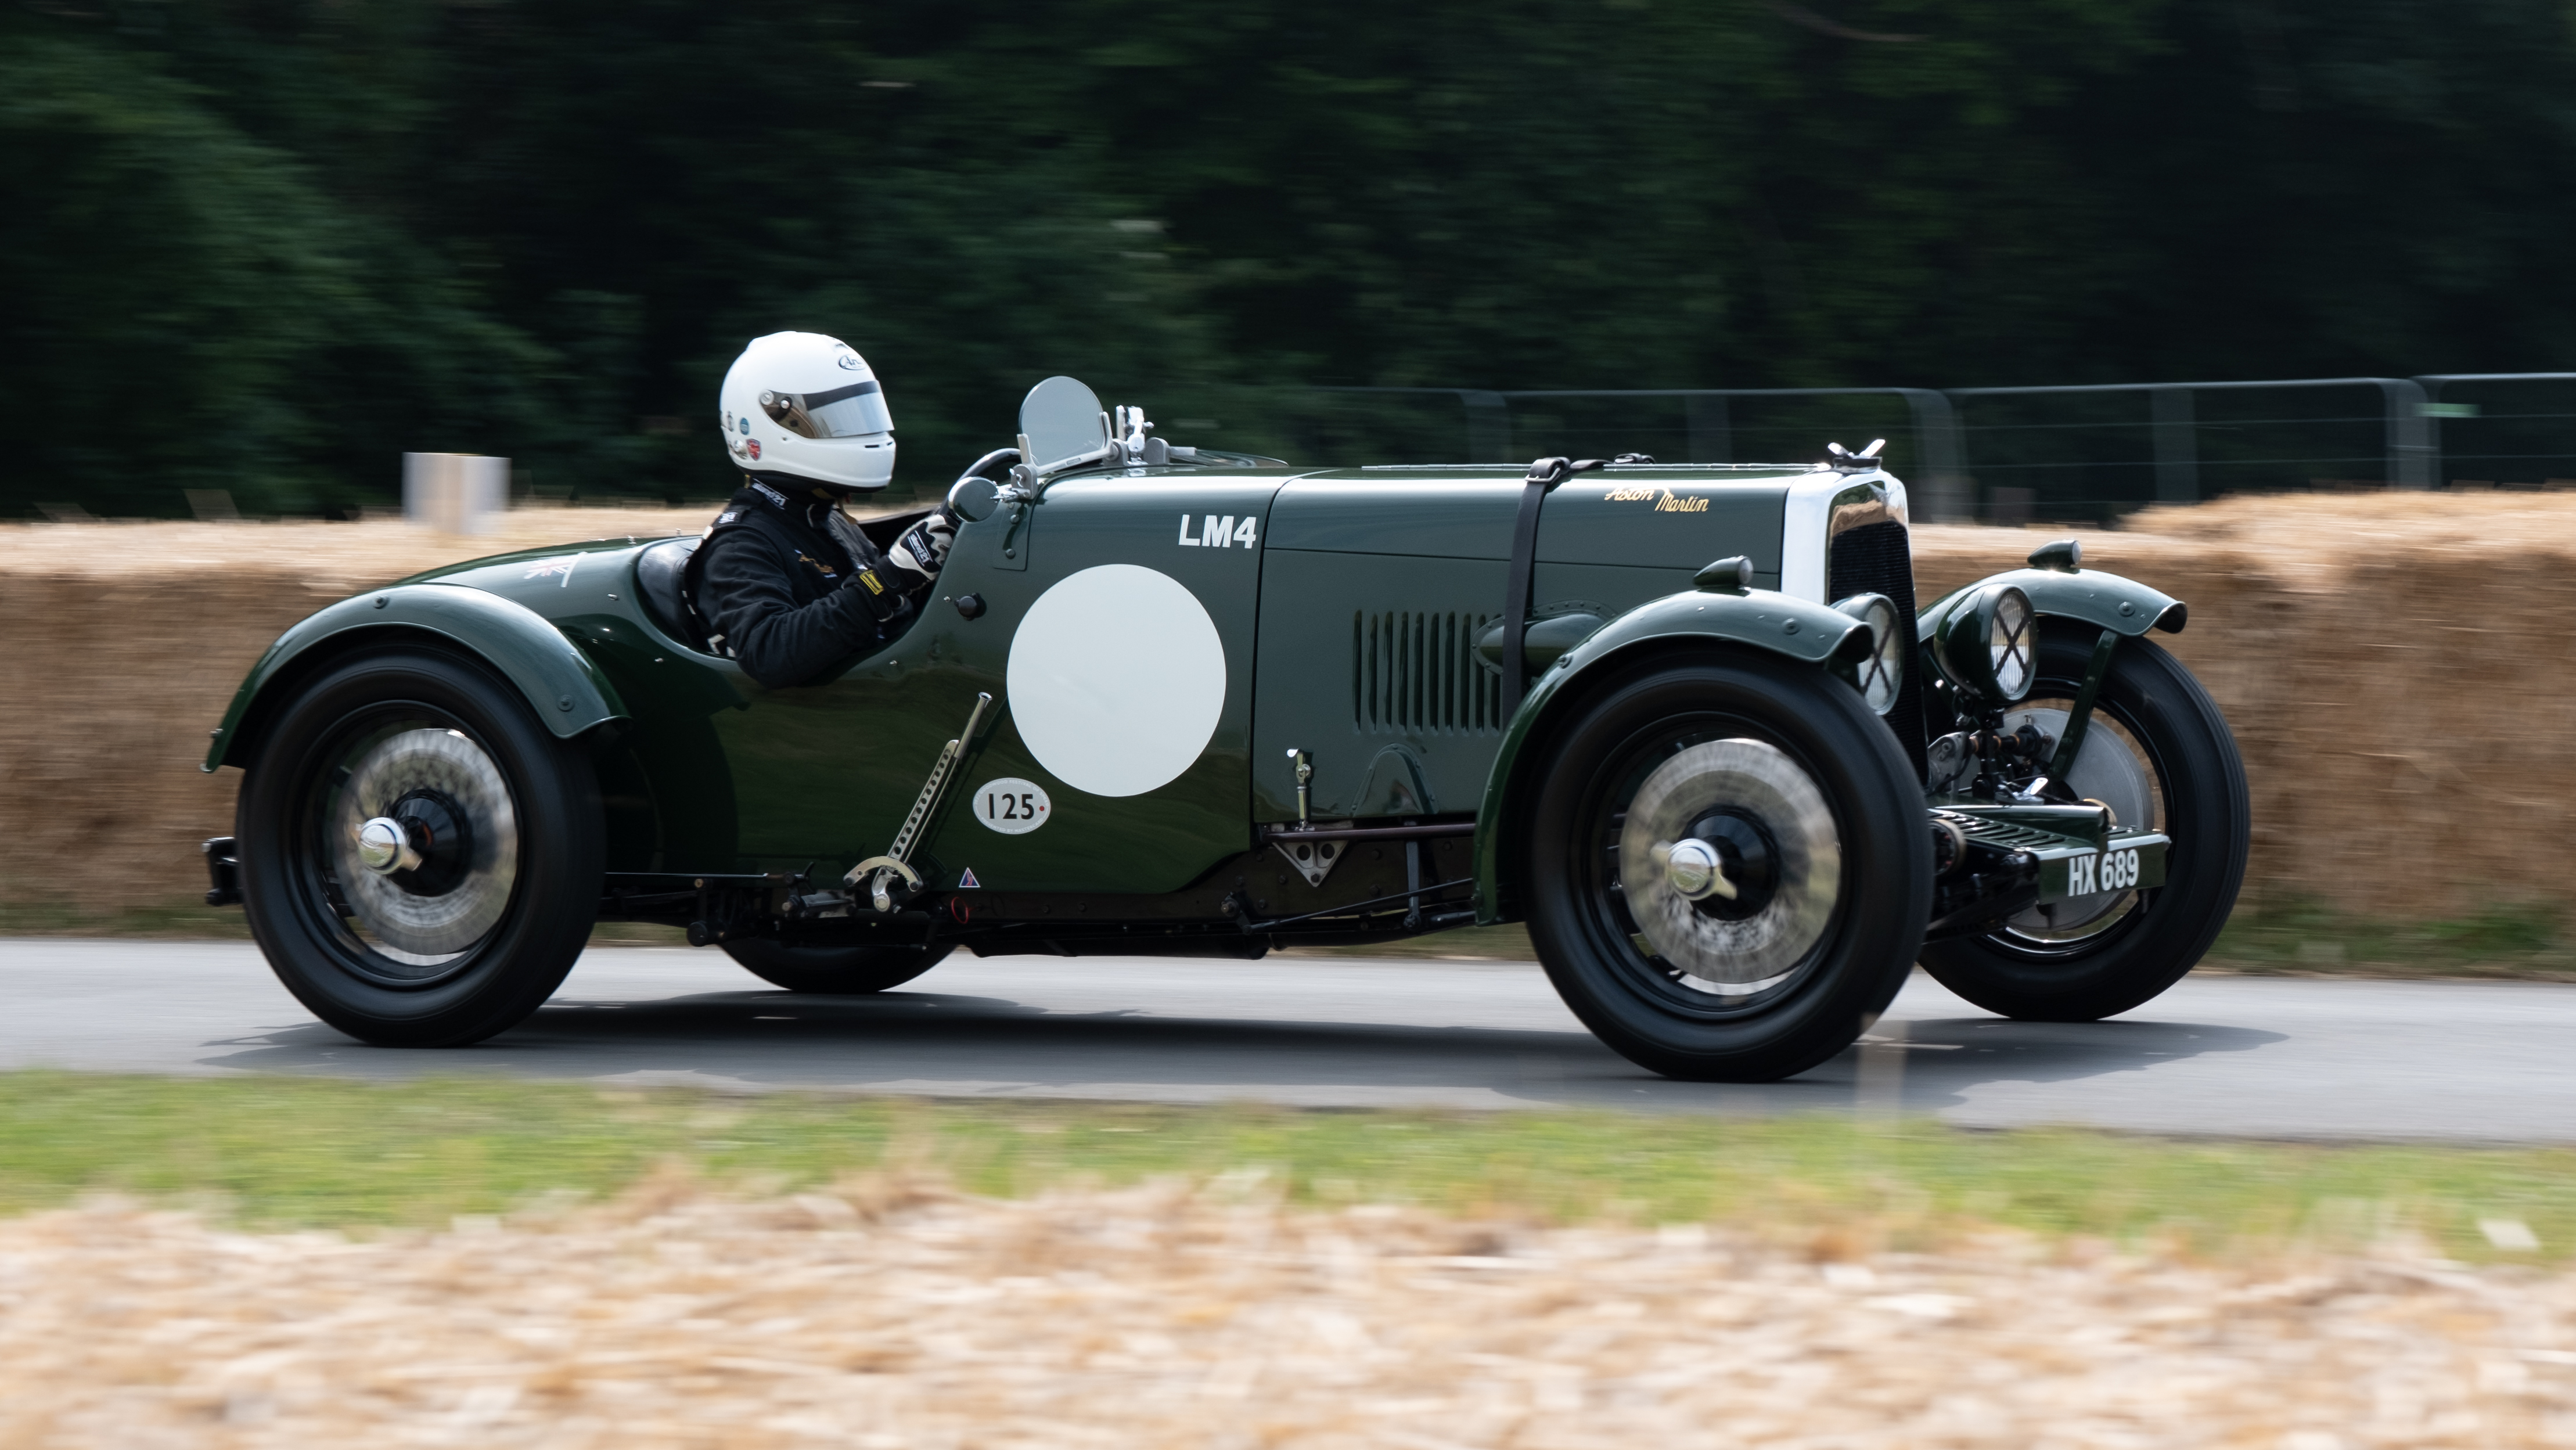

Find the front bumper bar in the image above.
[
  {"left": 1924, "top": 804, "right": 2169, "bottom": 940},
  {"left": 1937, "top": 805, "right": 2170, "bottom": 902}
]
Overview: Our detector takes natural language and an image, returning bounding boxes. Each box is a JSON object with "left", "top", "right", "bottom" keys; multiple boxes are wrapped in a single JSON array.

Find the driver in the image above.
[{"left": 685, "top": 332, "right": 958, "bottom": 688}]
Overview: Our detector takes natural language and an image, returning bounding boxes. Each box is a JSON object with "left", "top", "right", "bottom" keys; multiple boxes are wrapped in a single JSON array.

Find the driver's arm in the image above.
[{"left": 695, "top": 530, "right": 908, "bottom": 689}]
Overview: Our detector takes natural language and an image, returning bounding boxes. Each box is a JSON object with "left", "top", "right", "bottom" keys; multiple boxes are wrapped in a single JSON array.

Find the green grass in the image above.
[
  {"left": 2208, "top": 898, "right": 2574, "bottom": 978},
  {"left": 3, "top": 1072, "right": 2575, "bottom": 1262},
  {"left": 0, "top": 898, "right": 254, "bottom": 940}
]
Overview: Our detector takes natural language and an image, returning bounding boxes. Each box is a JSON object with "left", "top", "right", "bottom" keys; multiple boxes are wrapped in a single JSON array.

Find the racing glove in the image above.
[
  {"left": 839, "top": 563, "right": 913, "bottom": 627},
  {"left": 886, "top": 504, "right": 960, "bottom": 591}
]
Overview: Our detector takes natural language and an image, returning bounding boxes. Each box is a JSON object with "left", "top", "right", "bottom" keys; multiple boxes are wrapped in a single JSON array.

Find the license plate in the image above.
[
  {"left": 2041, "top": 834, "right": 2168, "bottom": 901},
  {"left": 2068, "top": 847, "right": 2138, "bottom": 895}
]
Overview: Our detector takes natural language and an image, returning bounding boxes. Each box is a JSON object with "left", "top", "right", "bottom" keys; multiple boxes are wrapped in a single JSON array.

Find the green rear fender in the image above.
[
  {"left": 204, "top": 583, "right": 628, "bottom": 772},
  {"left": 1918, "top": 566, "right": 2186, "bottom": 642},
  {"left": 1467, "top": 589, "right": 1873, "bottom": 924}
]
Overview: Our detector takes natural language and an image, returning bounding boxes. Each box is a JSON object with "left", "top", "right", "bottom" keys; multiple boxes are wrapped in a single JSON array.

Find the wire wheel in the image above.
[
  {"left": 1993, "top": 703, "right": 2161, "bottom": 947},
  {"left": 239, "top": 647, "right": 602, "bottom": 1046},
  {"left": 318, "top": 722, "right": 521, "bottom": 980},
  {"left": 1525, "top": 650, "right": 1931, "bottom": 1081},
  {"left": 1919, "top": 621, "right": 2248, "bottom": 1021},
  {"left": 1609, "top": 735, "right": 1842, "bottom": 1013}
]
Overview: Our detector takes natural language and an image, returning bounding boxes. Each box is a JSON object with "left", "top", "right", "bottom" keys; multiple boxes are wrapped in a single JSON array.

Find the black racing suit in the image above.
[{"left": 685, "top": 480, "right": 922, "bottom": 688}]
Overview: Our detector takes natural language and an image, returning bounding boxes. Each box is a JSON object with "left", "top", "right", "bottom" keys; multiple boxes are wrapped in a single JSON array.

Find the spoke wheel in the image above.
[
  {"left": 1992, "top": 704, "right": 2160, "bottom": 945},
  {"left": 1920, "top": 621, "right": 2248, "bottom": 1021},
  {"left": 239, "top": 647, "right": 603, "bottom": 1046},
  {"left": 1611, "top": 735, "right": 1840, "bottom": 1015},
  {"left": 325, "top": 724, "right": 521, "bottom": 981},
  {"left": 1524, "top": 650, "right": 1931, "bottom": 1082}
]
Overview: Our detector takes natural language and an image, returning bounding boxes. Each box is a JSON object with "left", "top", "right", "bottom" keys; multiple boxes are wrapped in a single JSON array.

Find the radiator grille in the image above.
[
  {"left": 1353, "top": 611, "right": 1506, "bottom": 735},
  {"left": 1829, "top": 520, "right": 1931, "bottom": 782}
]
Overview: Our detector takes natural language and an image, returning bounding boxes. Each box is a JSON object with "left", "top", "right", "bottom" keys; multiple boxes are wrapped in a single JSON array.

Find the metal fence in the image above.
[
  {"left": 1308, "top": 373, "right": 2576, "bottom": 523},
  {"left": 2415, "top": 373, "right": 2576, "bottom": 495}
]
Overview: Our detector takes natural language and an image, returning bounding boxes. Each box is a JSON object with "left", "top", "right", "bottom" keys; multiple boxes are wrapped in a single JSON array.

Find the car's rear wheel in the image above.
[
  {"left": 1919, "top": 621, "right": 2248, "bottom": 1021},
  {"left": 722, "top": 938, "right": 951, "bottom": 994},
  {"left": 237, "top": 647, "right": 603, "bottom": 1046},
  {"left": 1523, "top": 650, "right": 1933, "bottom": 1082}
]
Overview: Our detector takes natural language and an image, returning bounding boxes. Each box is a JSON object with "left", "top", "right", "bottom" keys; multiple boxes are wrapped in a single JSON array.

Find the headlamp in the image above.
[
  {"left": 1933, "top": 584, "right": 2035, "bottom": 704},
  {"left": 1831, "top": 592, "right": 1904, "bottom": 715}
]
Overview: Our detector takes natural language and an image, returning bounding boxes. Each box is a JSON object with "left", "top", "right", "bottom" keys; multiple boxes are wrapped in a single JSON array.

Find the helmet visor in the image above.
[{"left": 762, "top": 379, "right": 893, "bottom": 440}]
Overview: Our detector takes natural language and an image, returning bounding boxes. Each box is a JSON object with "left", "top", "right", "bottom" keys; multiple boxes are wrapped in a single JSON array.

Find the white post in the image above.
[{"left": 401, "top": 452, "right": 508, "bottom": 534}]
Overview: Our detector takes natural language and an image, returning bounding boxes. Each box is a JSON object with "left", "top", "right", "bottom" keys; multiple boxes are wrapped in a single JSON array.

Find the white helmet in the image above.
[{"left": 717, "top": 331, "right": 897, "bottom": 491}]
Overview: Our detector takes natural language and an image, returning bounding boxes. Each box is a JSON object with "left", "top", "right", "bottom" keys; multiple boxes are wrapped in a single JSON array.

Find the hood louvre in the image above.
[{"left": 1353, "top": 611, "right": 1505, "bottom": 737}]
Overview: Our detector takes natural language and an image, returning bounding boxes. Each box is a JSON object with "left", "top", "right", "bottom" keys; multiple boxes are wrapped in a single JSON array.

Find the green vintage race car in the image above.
[{"left": 201, "top": 376, "right": 2247, "bottom": 1081}]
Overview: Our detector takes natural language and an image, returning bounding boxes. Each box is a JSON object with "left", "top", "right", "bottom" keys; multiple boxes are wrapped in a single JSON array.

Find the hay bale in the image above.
[
  {"left": 1912, "top": 525, "right": 2308, "bottom": 908},
  {"left": 0, "top": 509, "right": 716, "bottom": 907},
  {"left": 1914, "top": 494, "right": 2576, "bottom": 917},
  {"left": 3, "top": 495, "right": 2567, "bottom": 922},
  {"left": 0, "top": 569, "right": 315, "bottom": 907}
]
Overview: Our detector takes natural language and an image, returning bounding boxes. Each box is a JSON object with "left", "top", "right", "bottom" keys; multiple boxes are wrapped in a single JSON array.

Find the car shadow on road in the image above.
[
  {"left": 1840, "top": 1015, "right": 2289, "bottom": 1117},
  {"left": 193, "top": 983, "right": 2290, "bottom": 1116}
]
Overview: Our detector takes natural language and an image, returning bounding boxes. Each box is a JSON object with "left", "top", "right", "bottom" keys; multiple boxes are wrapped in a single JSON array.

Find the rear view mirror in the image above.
[
  {"left": 1019, "top": 376, "right": 1110, "bottom": 473},
  {"left": 948, "top": 474, "right": 1001, "bottom": 523}
]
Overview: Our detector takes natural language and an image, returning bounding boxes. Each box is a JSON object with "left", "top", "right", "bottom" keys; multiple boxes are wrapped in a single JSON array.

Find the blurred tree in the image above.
[
  {"left": 6, "top": 0, "right": 2576, "bottom": 515},
  {"left": 0, "top": 27, "right": 355, "bottom": 517},
  {"left": 2091, "top": 0, "right": 2576, "bottom": 379}
]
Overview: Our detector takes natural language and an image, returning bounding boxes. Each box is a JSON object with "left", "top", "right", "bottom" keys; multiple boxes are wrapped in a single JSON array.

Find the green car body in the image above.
[
  {"left": 209, "top": 357, "right": 2266, "bottom": 1079},
  {"left": 207, "top": 453, "right": 2178, "bottom": 950}
]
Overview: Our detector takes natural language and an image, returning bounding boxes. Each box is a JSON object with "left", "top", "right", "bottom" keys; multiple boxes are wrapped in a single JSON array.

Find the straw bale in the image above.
[
  {"left": 1915, "top": 493, "right": 2576, "bottom": 916},
  {"left": 0, "top": 509, "right": 827, "bottom": 908},
  {"left": 3, "top": 493, "right": 2571, "bottom": 919},
  {"left": 2121, "top": 494, "right": 2576, "bottom": 913},
  {"left": 2, "top": 1178, "right": 2573, "bottom": 1447},
  {"left": 1912, "top": 524, "right": 2314, "bottom": 905},
  {"left": 0, "top": 507, "right": 711, "bottom": 582}
]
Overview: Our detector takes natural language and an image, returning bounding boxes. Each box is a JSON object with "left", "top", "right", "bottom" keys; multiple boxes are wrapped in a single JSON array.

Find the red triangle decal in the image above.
[{"left": 958, "top": 868, "right": 981, "bottom": 889}]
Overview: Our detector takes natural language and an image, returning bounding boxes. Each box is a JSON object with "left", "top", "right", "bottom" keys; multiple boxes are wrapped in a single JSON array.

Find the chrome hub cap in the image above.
[
  {"left": 1620, "top": 738, "right": 1840, "bottom": 990},
  {"left": 353, "top": 816, "right": 415, "bottom": 875},
  {"left": 329, "top": 728, "right": 518, "bottom": 960},
  {"left": 1656, "top": 837, "right": 1732, "bottom": 901}
]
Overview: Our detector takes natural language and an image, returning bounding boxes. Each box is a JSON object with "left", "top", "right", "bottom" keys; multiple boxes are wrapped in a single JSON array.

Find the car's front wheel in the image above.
[
  {"left": 1919, "top": 621, "right": 2248, "bottom": 1021},
  {"left": 1523, "top": 650, "right": 1933, "bottom": 1082},
  {"left": 722, "top": 938, "right": 951, "bottom": 993},
  {"left": 237, "top": 647, "right": 603, "bottom": 1046}
]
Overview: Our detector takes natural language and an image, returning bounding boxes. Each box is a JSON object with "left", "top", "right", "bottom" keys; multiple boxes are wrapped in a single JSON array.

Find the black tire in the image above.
[
  {"left": 722, "top": 938, "right": 952, "bottom": 993},
  {"left": 1524, "top": 650, "right": 1934, "bottom": 1082},
  {"left": 1919, "top": 620, "right": 2248, "bottom": 1021},
  {"left": 237, "top": 646, "right": 603, "bottom": 1046}
]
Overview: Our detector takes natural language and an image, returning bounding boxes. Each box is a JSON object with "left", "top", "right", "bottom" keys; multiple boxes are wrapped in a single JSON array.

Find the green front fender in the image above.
[
  {"left": 1919, "top": 566, "right": 2187, "bottom": 642},
  {"left": 204, "top": 583, "right": 628, "bottom": 772},
  {"left": 1467, "top": 589, "right": 1873, "bottom": 924}
]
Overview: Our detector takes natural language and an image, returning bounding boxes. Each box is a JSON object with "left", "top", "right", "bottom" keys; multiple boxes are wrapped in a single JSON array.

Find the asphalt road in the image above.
[{"left": 2, "top": 937, "right": 2571, "bottom": 1141}]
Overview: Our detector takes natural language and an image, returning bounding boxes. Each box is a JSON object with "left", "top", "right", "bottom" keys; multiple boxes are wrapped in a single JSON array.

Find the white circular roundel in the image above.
[
  {"left": 970, "top": 778, "right": 1052, "bottom": 834},
  {"left": 1006, "top": 564, "right": 1225, "bottom": 798}
]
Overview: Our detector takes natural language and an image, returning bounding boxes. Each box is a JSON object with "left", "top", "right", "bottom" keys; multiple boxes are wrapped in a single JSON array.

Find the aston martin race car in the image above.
[{"left": 200, "top": 376, "right": 2248, "bottom": 1081}]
